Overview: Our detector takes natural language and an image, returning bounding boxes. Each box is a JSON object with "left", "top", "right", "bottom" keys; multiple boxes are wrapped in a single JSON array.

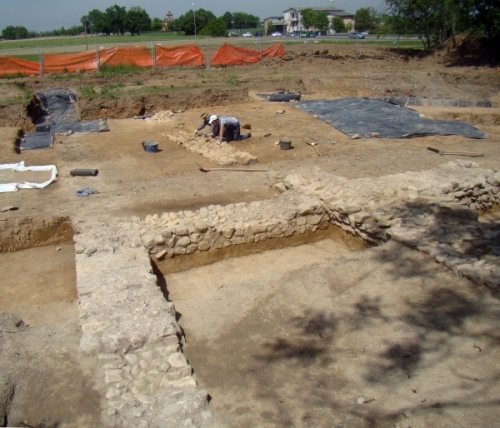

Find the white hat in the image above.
[{"left": 209, "top": 115, "right": 218, "bottom": 124}]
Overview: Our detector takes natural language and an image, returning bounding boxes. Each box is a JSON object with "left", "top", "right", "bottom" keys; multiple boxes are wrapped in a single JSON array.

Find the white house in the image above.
[{"left": 283, "top": 6, "right": 355, "bottom": 34}]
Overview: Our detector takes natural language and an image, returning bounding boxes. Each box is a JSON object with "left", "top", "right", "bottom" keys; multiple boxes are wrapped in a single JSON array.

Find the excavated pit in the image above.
[{"left": 0, "top": 217, "right": 103, "bottom": 428}]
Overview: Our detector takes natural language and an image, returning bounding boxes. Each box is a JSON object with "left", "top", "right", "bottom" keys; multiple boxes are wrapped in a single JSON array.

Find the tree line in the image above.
[
  {"left": 1, "top": 5, "right": 160, "bottom": 39},
  {"left": 0, "top": 5, "right": 260, "bottom": 40},
  {"left": 1, "top": 1, "right": 498, "bottom": 53},
  {"left": 352, "top": 0, "right": 499, "bottom": 50}
]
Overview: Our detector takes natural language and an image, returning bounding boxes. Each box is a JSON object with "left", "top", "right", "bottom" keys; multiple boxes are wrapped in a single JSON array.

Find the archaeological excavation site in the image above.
[{"left": 1, "top": 43, "right": 500, "bottom": 428}]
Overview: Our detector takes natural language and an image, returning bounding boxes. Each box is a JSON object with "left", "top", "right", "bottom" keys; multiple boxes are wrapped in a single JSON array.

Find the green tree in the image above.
[
  {"left": 151, "top": 17, "right": 163, "bottom": 31},
  {"left": 125, "top": 6, "right": 151, "bottom": 35},
  {"left": 232, "top": 12, "right": 259, "bottom": 29},
  {"left": 195, "top": 9, "right": 217, "bottom": 29},
  {"left": 2, "top": 26, "right": 16, "bottom": 39},
  {"left": 84, "top": 9, "right": 106, "bottom": 34},
  {"left": 301, "top": 8, "right": 329, "bottom": 31},
  {"left": 385, "top": 0, "right": 437, "bottom": 48},
  {"left": 2, "top": 26, "right": 28, "bottom": 40},
  {"left": 105, "top": 4, "right": 127, "bottom": 35},
  {"left": 355, "top": 7, "right": 379, "bottom": 32},
  {"left": 301, "top": 8, "right": 316, "bottom": 29},
  {"left": 315, "top": 12, "right": 330, "bottom": 31},
  {"left": 221, "top": 11, "right": 233, "bottom": 29},
  {"left": 332, "top": 16, "right": 346, "bottom": 32},
  {"left": 456, "top": 0, "right": 500, "bottom": 42},
  {"left": 176, "top": 8, "right": 215, "bottom": 35},
  {"left": 374, "top": 13, "right": 397, "bottom": 35},
  {"left": 200, "top": 18, "right": 227, "bottom": 36},
  {"left": 384, "top": 0, "right": 475, "bottom": 48}
]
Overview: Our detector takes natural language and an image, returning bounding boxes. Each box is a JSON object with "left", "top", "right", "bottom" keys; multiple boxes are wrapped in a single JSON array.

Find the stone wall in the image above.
[
  {"left": 140, "top": 160, "right": 500, "bottom": 290},
  {"left": 73, "top": 218, "right": 215, "bottom": 428}
]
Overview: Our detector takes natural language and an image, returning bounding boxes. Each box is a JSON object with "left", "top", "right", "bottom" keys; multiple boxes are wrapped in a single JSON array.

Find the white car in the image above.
[
  {"left": 271, "top": 32, "right": 282, "bottom": 37},
  {"left": 242, "top": 32, "right": 252, "bottom": 37}
]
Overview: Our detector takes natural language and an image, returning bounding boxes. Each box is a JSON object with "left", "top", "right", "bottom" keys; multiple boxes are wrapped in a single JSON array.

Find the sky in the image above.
[{"left": 0, "top": 0, "right": 387, "bottom": 32}]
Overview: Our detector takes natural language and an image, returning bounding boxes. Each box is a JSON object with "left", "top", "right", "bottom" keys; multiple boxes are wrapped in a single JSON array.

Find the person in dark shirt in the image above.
[{"left": 194, "top": 112, "right": 218, "bottom": 137}]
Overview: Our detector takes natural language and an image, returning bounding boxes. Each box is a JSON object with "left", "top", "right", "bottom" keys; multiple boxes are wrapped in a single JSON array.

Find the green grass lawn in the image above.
[
  {"left": 0, "top": 32, "right": 180, "bottom": 51},
  {"left": 0, "top": 33, "right": 423, "bottom": 54}
]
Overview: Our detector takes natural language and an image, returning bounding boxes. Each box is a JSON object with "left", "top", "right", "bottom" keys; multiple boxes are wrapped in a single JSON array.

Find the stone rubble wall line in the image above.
[
  {"left": 72, "top": 217, "right": 214, "bottom": 428},
  {"left": 140, "top": 160, "right": 500, "bottom": 290},
  {"left": 172, "top": 131, "right": 258, "bottom": 167}
]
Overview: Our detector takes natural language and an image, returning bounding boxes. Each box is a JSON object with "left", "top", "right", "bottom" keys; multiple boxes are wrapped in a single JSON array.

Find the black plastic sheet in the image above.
[
  {"left": 20, "top": 88, "right": 110, "bottom": 150},
  {"left": 257, "top": 92, "right": 301, "bottom": 102},
  {"left": 295, "top": 98, "right": 486, "bottom": 139}
]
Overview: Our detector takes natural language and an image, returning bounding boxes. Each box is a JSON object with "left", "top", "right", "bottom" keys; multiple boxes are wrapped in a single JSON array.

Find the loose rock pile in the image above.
[{"left": 145, "top": 110, "right": 175, "bottom": 123}]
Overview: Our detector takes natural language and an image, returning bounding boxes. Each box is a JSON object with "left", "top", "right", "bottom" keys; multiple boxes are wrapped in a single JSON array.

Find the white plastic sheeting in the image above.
[{"left": 0, "top": 161, "right": 58, "bottom": 192}]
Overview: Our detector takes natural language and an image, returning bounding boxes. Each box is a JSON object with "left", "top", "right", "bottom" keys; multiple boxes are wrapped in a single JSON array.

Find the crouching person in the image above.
[{"left": 209, "top": 115, "right": 251, "bottom": 144}]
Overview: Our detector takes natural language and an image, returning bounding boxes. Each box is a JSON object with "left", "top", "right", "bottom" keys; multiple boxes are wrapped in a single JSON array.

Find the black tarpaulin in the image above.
[
  {"left": 295, "top": 98, "right": 486, "bottom": 139},
  {"left": 20, "top": 88, "right": 110, "bottom": 150}
]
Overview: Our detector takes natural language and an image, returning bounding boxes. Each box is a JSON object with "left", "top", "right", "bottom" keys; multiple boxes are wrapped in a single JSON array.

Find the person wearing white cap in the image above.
[{"left": 209, "top": 115, "right": 251, "bottom": 144}]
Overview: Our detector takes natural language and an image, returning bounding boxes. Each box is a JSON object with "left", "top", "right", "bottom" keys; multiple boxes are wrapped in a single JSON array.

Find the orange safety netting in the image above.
[
  {"left": 0, "top": 56, "right": 40, "bottom": 76},
  {"left": 43, "top": 50, "right": 98, "bottom": 74},
  {"left": 263, "top": 43, "right": 284, "bottom": 58},
  {"left": 99, "top": 46, "right": 153, "bottom": 68},
  {"left": 155, "top": 44, "right": 204, "bottom": 67},
  {"left": 210, "top": 42, "right": 260, "bottom": 66}
]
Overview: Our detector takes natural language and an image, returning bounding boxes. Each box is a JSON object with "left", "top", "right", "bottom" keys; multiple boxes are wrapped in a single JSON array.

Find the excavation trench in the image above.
[{"left": 0, "top": 217, "right": 102, "bottom": 428}]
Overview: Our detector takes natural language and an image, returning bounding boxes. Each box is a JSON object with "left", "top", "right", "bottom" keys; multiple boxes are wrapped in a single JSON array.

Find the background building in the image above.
[
  {"left": 283, "top": 6, "right": 354, "bottom": 34},
  {"left": 162, "top": 11, "right": 174, "bottom": 31}
]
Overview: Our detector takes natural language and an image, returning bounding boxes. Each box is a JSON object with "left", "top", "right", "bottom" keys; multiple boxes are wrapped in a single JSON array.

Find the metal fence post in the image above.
[
  {"left": 206, "top": 37, "right": 210, "bottom": 69},
  {"left": 38, "top": 48, "right": 43, "bottom": 76},
  {"left": 96, "top": 43, "right": 100, "bottom": 72},
  {"left": 152, "top": 40, "right": 156, "bottom": 70}
]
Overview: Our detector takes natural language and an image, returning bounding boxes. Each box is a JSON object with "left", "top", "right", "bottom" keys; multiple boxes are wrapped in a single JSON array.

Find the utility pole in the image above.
[
  {"left": 84, "top": 20, "right": 88, "bottom": 50},
  {"left": 192, "top": 3, "right": 197, "bottom": 41}
]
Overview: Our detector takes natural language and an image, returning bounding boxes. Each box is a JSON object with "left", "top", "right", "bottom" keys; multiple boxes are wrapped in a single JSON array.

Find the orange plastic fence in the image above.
[
  {"left": 0, "top": 56, "right": 40, "bottom": 76},
  {"left": 43, "top": 51, "right": 98, "bottom": 73},
  {"left": 100, "top": 46, "right": 153, "bottom": 68},
  {"left": 210, "top": 42, "right": 261, "bottom": 66},
  {"left": 210, "top": 42, "right": 284, "bottom": 66},
  {"left": 1, "top": 42, "right": 286, "bottom": 76},
  {"left": 155, "top": 44, "right": 204, "bottom": 67},
  {"left": 263, "top": 43, "right": 284, "bottom": 58}
]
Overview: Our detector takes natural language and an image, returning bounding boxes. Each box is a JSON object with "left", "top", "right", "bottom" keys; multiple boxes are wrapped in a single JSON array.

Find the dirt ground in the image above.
[{"left": 0, "top": 42, "right": 500, "bottom": 427}]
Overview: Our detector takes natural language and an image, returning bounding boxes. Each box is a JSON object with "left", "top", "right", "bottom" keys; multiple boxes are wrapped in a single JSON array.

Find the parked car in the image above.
[
  {"left": 300, "top": 31, "right": 315, "bottom": 38},
  {"left": 228, "top": 31, "right": 239, "bottom": 37},
  {"left": 254, "top": 32, "right": 263, "bottom": 37},
  {"left": 271, "top": 32, "right": 282, "bottom": 37},
  {"left": 242, "top": 32, "right": 252, "bottom": 37},
  {"left": 348, "top": 32, "right": 365, "bottom": 39}
]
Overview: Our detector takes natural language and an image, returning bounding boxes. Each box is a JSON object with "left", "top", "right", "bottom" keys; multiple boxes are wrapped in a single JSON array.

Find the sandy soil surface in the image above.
[
  {"left": 0, "top": 42, "right": 499, "bottom": 427},
  {"left": 169, "top": 240, "right": 500, "bottom": 428}
]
